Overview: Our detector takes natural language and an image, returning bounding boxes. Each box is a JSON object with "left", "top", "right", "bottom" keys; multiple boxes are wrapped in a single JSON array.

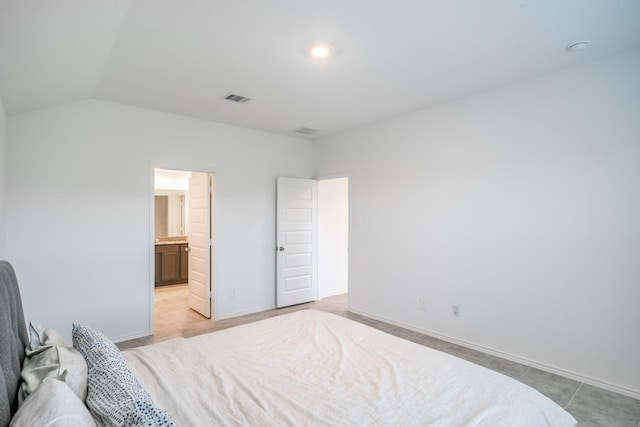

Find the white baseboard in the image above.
[
  {"left": 319, "top": 289, "right": 348, "bottom": 299},
  {"left": 215, "top": 304, "right": 276, "bottom": 321},
  {"left": 111, "top": 330, "right": 151, "bottom": 343},
  {"left": 348, "top": 307, "right": 640, "bottom": 400}
]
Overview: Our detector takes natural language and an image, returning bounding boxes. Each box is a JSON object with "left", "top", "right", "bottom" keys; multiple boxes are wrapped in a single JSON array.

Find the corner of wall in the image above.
[{"left": 0, "top": 96, "right": 6, "bottom": 259}]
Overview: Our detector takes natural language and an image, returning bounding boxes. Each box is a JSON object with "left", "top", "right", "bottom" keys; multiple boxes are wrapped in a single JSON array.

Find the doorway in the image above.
[
  {"left": 275, "top": 176, "right": 349, "bottom": 308},
  {"left": 152, "top": 168, "right": 215, "bottom": 338},
  {"left": 318, "top": 177, "right": 349, "bottom": 299}
]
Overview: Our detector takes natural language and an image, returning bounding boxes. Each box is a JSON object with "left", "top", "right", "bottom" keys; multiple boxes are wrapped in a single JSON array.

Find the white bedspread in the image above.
[{"left": 123, "top": 310, "right": 577, "bottom": 427}]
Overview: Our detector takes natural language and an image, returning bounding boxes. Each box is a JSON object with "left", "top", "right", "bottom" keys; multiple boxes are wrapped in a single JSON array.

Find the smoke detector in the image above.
[{"left": 566, "top": 40, "right": 590, "bottom": 53}]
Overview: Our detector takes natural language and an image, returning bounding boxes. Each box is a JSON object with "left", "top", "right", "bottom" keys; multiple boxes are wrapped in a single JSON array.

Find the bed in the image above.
[{"left": 1, "top": 260, "right": 577, "bottom": 426}]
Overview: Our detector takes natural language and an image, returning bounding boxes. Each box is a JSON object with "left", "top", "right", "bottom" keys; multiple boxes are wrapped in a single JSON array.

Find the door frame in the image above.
[{"left": 148, "top": 163, "right": 217, "bottom": 334}]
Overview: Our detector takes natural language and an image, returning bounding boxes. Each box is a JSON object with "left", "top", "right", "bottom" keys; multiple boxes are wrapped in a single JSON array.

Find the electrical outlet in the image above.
[
  {"left": 231, "top": 288, "right": 237, "bottom": 297},
  {"left": 418, "top": 297, "right": 427, "bottom": 311},
  {"left": 452, "top": 305, "right": 460, "bottom": 316}
]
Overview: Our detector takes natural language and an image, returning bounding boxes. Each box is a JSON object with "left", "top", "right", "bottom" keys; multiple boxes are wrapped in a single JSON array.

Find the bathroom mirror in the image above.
[
  {"left": 154, "top": 168, "right": 191, "bottom": 239},
  {"left": 155, "top": 190, "right": 186, "bottom": 238}
]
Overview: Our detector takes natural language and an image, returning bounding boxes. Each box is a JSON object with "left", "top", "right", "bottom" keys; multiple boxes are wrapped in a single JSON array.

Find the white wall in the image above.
[
  {"left": 317, "top": 177, "right": 349, "bottom": 298},
  {"left": 0, "top": 96, "right": 6, "bottom": 259},
  {"left": 313, "top": 50, "right": 640, "bottom": 397},
  {"left": 7, "top": 99, "right": 311, "bottom": 341}
]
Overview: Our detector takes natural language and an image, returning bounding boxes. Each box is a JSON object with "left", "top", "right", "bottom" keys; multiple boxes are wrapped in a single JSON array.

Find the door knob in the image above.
[{"left": 278, "top": 247, "right": 285, "bottom": 251}]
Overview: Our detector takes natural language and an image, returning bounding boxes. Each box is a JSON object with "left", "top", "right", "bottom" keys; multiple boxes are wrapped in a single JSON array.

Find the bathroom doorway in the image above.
[{"left": 152, "top": 168, "right": 215, "bottom": 339}]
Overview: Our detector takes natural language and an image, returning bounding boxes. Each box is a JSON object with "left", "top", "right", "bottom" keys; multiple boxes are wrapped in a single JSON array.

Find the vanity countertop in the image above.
[{"left": 155, "top": 237, "right": 188, "bottom": 246}]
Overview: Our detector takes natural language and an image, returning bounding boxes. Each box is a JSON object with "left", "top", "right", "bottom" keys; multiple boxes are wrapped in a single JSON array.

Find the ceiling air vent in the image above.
[
  {"left": 294, "top": 127, "right": 319, "bottom": 135},
  {"left": 223, "top": 93, "right": 251, "bottom": 104}
]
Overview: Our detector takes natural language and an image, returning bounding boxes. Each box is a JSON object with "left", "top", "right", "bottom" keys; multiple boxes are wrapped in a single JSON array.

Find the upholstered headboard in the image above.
[{"left": 0, "top": 261, "right": 28, "bottom": 427}]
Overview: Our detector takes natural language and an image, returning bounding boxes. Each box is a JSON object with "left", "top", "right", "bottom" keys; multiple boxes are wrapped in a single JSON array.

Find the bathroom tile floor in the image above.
[{"left": 117, "top": 284, "right": 640, "bottom": 427}]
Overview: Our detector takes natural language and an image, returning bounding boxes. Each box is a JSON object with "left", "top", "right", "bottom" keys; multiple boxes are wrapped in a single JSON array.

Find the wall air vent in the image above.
[
  {"left": 223, "top": 93, "right": 251, "bottom": 104},
  {"left": 294, "top": 127, "right": 319, "bottom": 135}
]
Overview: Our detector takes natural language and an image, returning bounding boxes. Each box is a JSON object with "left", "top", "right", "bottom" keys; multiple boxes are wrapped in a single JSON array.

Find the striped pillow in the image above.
[{"left": 72, "top": 324, "right": 174, "bottom": 427}]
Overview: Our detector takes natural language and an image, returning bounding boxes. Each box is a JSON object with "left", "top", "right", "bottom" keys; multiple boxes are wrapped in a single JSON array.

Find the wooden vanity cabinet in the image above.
[
  {"left": 179, "top": 243, "right": 189, "bottom": 282},
  {"left": 155, "top": 243, "right": 189, "bottom": 286}
]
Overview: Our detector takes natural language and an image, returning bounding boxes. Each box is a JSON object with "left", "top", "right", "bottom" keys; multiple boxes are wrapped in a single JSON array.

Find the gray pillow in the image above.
[
  {"left": 72, "top": 324, "right": 175, "bottom": 427},
  {"left": 19, "top": 322, "right": 88, "bottom": 403},
  {"left": 10, "top": 377, "right": 96, "bottom": 427}
]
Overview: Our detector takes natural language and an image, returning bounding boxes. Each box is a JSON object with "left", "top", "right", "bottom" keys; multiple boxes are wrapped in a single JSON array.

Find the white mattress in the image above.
[{"left": 123, "top": 310, "right": 577, "bottom": 426}]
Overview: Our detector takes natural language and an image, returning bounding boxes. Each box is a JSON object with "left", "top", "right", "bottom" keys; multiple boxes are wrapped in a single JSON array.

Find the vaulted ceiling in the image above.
[{"left": 1, "top": 0, "right": 639, "bottom": 139}]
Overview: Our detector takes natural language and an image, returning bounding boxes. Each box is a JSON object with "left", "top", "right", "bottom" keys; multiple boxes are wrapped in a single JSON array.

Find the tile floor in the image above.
[{"left": 118, "top": 284, "right": 640, "bottom": 427}]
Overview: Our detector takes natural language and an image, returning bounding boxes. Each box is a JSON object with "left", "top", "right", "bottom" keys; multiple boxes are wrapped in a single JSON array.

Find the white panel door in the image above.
[
  {"left": 188, "top": 172, "right": 211, "bottom": 318},
  {"left": 277, "top": 177, "right": 317, "bottom": 308}
]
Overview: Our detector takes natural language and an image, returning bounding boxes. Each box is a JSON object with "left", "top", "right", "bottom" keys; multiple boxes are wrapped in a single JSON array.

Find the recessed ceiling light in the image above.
[
  {"left": 307, "top": 42, "right": 333, "bottom": 59},
  {"left": 566, "top": 40, "right": 590, "bottom": 53}
]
